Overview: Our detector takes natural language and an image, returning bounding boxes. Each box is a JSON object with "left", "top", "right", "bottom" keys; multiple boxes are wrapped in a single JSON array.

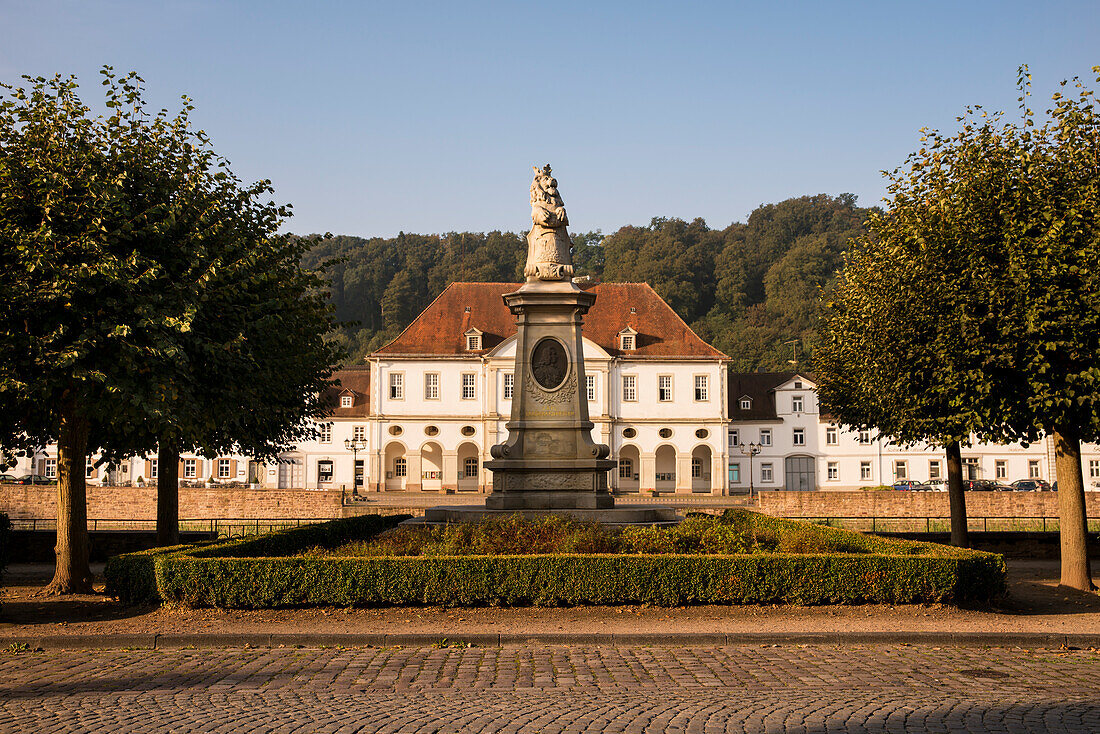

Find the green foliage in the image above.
[
  {"left": 106, "top": 511, "right": 1005, "bottom": 608},
  {"left": 305, "top": 195, "right": 874, "bottom": 369}
]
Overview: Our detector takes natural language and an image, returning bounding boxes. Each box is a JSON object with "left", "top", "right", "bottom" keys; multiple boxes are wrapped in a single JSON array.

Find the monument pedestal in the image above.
[{"left": 418, "top": 165, "right": 679, "bottom": 527}]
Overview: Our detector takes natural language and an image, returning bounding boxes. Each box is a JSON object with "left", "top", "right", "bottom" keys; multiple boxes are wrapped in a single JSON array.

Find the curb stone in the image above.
[{"left": 3, "top": 631, "right": 1099, "bottom": 650}]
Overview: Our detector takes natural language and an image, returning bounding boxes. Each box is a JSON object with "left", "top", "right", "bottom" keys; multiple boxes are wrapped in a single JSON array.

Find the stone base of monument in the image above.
[{"left": 413, "top": 504, "right": 682, "bottom": 526}]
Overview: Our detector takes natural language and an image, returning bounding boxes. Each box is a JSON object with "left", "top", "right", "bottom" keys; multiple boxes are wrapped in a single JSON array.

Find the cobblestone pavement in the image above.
[{"left": 1, "top": 644, "right": 1099, "bottom": 733}]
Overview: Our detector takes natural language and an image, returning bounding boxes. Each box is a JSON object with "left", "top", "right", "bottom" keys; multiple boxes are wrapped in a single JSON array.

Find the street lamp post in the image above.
[
  {"left": 343, "top": 438, "right": 366, "bottom": 497},
  {"left": 738, "top": 441, "right": 762, "bottom": 500}
]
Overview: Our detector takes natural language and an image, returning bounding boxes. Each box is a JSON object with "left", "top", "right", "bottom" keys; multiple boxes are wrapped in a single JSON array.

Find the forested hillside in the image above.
[{"left": 303, "top": 194, "right": 876, "bottom": 370}]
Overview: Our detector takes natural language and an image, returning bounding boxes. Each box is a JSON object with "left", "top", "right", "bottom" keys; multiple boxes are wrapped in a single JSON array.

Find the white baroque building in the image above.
[{"left": 11, "top": 281, "right": 1100, "bottom": 495}]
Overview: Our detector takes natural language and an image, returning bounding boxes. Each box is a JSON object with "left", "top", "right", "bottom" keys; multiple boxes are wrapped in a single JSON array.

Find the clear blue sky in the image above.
[{"left": 3, "top": 1, "right": 1098, "bottom": 237}]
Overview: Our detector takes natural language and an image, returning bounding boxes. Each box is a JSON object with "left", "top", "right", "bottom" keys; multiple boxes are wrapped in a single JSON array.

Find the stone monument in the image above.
[{"left": 422, "top": 166, "right": 678, "bottom": 524}]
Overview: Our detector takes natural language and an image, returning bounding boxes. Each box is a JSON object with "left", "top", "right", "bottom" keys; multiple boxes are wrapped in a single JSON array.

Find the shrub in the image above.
[{"left": 106, "top": 510, "right": 1006, "bottom": 608}]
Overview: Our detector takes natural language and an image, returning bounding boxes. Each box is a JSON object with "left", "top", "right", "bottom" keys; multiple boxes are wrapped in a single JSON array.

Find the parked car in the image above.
[
  {"left": 892, "top": 480, "right": 927, "bottom": 491},
  {"left": 1011, "top": 479, "right": 1051, "bottom": 492},
  {"left": 924, "top": 479, "right": 948, "bottom": 491},
  {"left": 0, "top": 473, "right": 20, "bottom": 483},
  {"left": 963, "top": 479, "right": 997, "bottom": 491},
  {"left": 16, "top": 474, "right": 54, "bottom": 485}
]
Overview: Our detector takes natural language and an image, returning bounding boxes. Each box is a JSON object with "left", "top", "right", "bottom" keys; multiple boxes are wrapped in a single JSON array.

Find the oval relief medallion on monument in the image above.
[{"left": 531, "top": 338, "right": 569, "bottom": 390}]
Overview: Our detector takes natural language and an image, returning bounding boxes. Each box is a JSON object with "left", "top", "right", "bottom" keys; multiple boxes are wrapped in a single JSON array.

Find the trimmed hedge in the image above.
[{"left": 105, "top": 511, "right": 1006, "bottom": 608}]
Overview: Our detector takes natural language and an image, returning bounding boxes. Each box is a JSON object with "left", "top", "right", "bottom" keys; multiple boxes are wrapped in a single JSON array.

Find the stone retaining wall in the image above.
[
  {"left": 756, "top": 489, "right": 1100, "bottom": 517},
  {"left": 0, "top": 484, "right": 346, "bottom": 520}
]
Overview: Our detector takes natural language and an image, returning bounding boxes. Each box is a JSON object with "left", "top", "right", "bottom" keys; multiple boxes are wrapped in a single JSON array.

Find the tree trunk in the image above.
[
  {"left": 45, "top": 397, "right": 94, "bottom": 595},
  {"left": 156, "top": 442, "right": 180, "bottom": 547},
  {"left": 1053, "top": 426, "right": 1095, "bottom": 591},
  {"left": 944, "top": 441, "right": 970, "bottom": 548}
]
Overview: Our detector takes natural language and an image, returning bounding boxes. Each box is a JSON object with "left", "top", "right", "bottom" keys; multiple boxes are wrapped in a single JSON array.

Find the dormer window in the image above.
[
  {"left": 739, "top": 397, "right": 752, "bottom": 410},
  {"left": 464, "top": 327, "right": 483, "bottom": 351},
  {"left": 340, "top": 395, "right": 354, "bottom": 408},
  {"left": 618, "top": 326, "right": 638, "bottom": 352}
]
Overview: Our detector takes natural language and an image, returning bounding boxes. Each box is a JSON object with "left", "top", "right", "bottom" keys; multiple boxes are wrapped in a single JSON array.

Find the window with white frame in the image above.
[
  {"left": 929, "top": 460, "right": 942, "bottom": 480},
  {"left": 317, "top": 460, "right": 333, "bottom": 483},
  {"left": 318, "top": 422, "right": 332, "bottom": 444},
  {"left": 340, "top": 394, "right": 353, "bottom": 408},
  {"left": 618, "top": 457, "right": 633, "bottom": 479},
  {"left": 86, "top": 456, "right": 95, "bottom": 478},
  {"left": 759, "top": 429, "right": 772, "bottom": 446},
  {"left": 503, "top": 373, "right": 514, "bottom": 400},
  {"left": 827, "top": 461, "right": 839, "bottom": 480},
  {"left": 586, "top": 374, "right": 596, "bottom": 401},
  {"left": 622, "top": 374, "right": 637, "bottom": 402},
  {"left": 658, "top": 375, "right": 672, "bottom": 402},
  {"left": 894, "top": 460, "right": 907, "bottom": 480},
  {"left": 995, "top": 460, "right": 1008, "bottom": 479},
  {"left": 694, "top": 374, "right": 708, "bottom": 401},
  {"left": 792, "top": 395, "right": 804, "bottom": 413},
  {"left": 794, "top": 380, "right": 803, "bottom": 389},
  {"left": 729, "top": 429, "right": 739, "bottom": 447},
  {"left": 1090, "top": 460, "right": 1099, "bottom": 479},
  {"left": 393, "top": 457, "right": 407, "bottom": 477},
  {"left": 389, "top": 372, "right": 404, "bottom": 400},
  {"left": 792, "top": 428, "right": 805, "bottom": 446},
  {"left": 826, "top": 426, "right": 838, "bottom": 445},
  {"left": 352, "top": 425, "right": 366, "bottom": 442},
  {"left": 620, "top": 333, "right": 635, "bottom": 351},
  {"left": 729, "top": 463, "right": 740, "bottom": 483},
  {"left": 691, "top": 457, "right": 702, "bottom": 478},
  {"left": 44, "top": 458, "right": 57, "bottom": 478},
  {"left": 425, "top": 372, "right": 440, "bottom": 400},
  {"left": 860, "top": 461, "right": 872, "bottom": 480},
  {"left": 461, "top": 373, "right": 476, "bottom": 400},
  {"left": 218, "top": 458, "right": 231, "bottom": 478},
  {"left": 740, "top": 397, "right": 752, "bottom": 410},
  {"left": 858, "top": 429, "right": 871, "bottom": 444},
  {"left": 183, "top": 458, "right": 197, "bottom": 479},
  {"left": 150, "top": 459, "right": 158, "bottom": 479},
  {"left": 463, "top": 457, "right": 478, "bottom": 479},
  {"left": 466, "top": 333, "right": 481, "bottom": 351},
  {"left": 760, "top": 463, "right": 773, "bottom": 482},
  {"left": 1028, "top": 460, "right": 1040, "bottom": 478}
]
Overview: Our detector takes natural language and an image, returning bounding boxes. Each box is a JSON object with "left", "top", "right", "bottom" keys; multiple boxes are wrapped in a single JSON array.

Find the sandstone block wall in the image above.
[
  {"left": 755, "top": 489, "right": 1100, "bottom": 517},
  {"left": 0, "top": 484, "right": 346, "bottom": 520}
]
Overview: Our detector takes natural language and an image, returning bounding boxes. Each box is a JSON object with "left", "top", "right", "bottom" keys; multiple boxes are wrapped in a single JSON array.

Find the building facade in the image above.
[{"left": 10, "top": 282, "right": 1100, "bottom": 495}]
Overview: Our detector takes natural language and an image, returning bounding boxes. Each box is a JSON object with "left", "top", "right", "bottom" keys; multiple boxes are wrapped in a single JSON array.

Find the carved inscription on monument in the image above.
[{"left": 531, "top": 338, "right": 568, "bottom": 389}]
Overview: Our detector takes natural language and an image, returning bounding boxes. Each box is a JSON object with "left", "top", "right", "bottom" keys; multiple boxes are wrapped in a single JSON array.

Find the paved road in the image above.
[{"left": 2, "top": 644, "right": 1098, "bottom": 733}]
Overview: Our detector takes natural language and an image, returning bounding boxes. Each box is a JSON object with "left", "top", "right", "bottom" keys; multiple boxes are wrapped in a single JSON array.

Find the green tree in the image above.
[{"left": 0, "top": 70, "right": 340, "bottom": 587}]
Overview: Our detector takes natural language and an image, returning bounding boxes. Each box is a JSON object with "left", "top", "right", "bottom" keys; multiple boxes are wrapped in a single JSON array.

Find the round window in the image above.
[
  {"left": 388, "top": 426, "right": 403, "bottom": 436},
  {"left": 424, "top": 425, "right": 439, "bottom": 436},
  {"left": 658, "top": 428, "right": 673, "bottom": 439},
  {"left": 695, "top": 428, "right": 709, "bottom": 439},
  {"left": 460, "top": 425, "right": 476, "bottom": 437},
  {"left": 622, "top": 427, "right": 637, "bottom": 439}
]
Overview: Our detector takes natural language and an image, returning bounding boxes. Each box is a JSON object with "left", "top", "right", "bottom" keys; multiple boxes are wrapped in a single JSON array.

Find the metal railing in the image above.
[
  {"left": 8, "top": 517, "right": 333, "bottom": 538},
  {"left": 9, "top": 515, "right": 1100, "bottom": 536}
]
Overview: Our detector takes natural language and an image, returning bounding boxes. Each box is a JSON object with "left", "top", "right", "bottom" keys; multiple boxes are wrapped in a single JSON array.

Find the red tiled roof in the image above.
[
  {"left": 323, "top": 367, "right": 370, "bottom": 418},
  {"left": 372, "top": 282, "right": 728, "bottom": 360}
]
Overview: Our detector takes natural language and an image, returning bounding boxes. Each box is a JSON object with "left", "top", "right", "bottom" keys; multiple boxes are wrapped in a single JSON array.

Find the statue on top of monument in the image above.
[{"left": 524, "top": 164, "right": 575, "bottom": 282}]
